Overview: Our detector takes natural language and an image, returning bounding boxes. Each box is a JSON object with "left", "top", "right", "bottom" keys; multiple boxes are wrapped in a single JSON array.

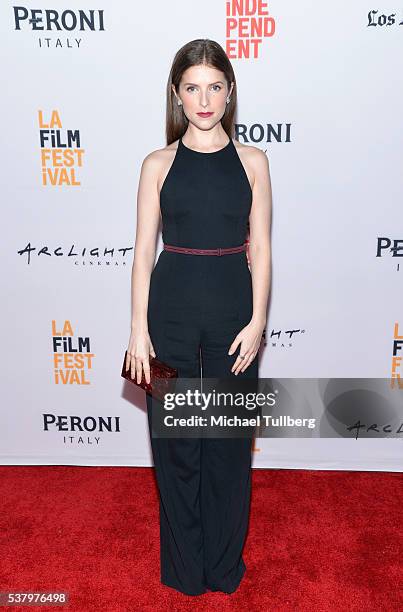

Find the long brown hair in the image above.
[{"left": 166, "top": 39, "right": 237, "bottom": 146}]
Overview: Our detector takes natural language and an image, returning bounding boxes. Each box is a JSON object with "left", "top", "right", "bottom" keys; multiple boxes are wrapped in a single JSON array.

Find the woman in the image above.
[{"left": 127, "top": 39, "right": 272, "bottom": 595}]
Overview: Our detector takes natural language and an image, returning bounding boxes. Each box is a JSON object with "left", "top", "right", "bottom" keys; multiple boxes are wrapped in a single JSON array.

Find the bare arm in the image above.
[
  {"left": 131, "top": 152, "right": 161, "bottom": 331},
  {"left": 248, "top": 148, "right": 272, "bottom": 327},
  {"left": 126, "top": 151, "right": 162, "bottom": 384},
  {"left": 228, "top": 148, "right": 272, "bottom": 374}
]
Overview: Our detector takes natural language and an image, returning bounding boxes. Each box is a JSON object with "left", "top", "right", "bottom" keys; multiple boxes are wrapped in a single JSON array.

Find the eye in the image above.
[{"left": 185, "top": 85, "right": 222, "bottom": 93}]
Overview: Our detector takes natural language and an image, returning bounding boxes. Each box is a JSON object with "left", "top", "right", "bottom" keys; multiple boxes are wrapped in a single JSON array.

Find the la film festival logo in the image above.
[
  {"left": 391, "top": 322, "right": 402, "bottom": 388},
  {"left": 226, "top": 0, "right": 276, "bottom": 58},
  {"left": 52, "top": 320, "right": 94, "bottom": 384},
  {"left": 39, "top": 110, "right": 84, "bottom": 186}
]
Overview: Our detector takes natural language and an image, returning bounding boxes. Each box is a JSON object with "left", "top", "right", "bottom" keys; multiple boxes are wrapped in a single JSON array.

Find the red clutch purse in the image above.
[{"left": 121, "top": 350, "right": 178, "bottom": 402}]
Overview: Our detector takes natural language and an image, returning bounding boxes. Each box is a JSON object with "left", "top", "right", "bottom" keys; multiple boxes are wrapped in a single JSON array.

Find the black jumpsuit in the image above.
[{"left": 146, "top": 135, "right": 258, "bottom": 596}]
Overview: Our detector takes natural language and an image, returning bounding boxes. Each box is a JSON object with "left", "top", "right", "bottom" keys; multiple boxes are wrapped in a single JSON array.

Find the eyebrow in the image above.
[{"left": 182, "top": 81, "right": 225, "bottom": 86}]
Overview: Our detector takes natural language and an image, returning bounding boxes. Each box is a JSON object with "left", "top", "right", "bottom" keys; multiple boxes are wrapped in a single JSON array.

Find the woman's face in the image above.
[{"left": 175, "top": 63, "right": 233, "bottom": 128}]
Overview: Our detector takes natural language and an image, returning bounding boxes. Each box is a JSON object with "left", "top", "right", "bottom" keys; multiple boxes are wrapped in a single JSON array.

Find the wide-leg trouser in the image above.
[{"left": 146, "top": 251, "right": 258, "bottom": 596}]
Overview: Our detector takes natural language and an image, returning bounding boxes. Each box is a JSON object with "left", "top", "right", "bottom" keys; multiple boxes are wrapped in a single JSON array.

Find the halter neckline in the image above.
[{"left": 179, "top": 136, "right": 232, "bottom": 155}]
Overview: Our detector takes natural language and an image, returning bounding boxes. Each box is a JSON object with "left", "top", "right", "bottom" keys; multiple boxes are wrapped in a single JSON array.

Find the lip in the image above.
[{"left": 197, "top": 112, "right": 213, "bottom": 118}]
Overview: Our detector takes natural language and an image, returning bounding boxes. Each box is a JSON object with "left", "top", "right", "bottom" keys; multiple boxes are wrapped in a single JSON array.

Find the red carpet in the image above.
[{"left": 0, "top": 466, "right": 401, "bottom": 611}]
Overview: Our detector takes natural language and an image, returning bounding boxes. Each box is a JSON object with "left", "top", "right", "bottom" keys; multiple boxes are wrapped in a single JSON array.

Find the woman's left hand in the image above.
[{"left": 228, "top": 319, "right": 265, "bottom": 375}]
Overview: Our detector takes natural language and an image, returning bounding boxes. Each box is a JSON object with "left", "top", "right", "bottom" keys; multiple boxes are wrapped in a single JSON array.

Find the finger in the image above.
[
  {"left": 242, "top": 350, "right": 258, "bottom": 372},
  {"left": 130, "top": 355, "right": 136, "bottom": 380},
  {"left": 231, "top": 352, "right": 244, "bottom": 373},
  {"left": 234, "top": 348, "right": 253, "bottom": 375},
  {"left": 125, "top": 352, "right": 131, "bottom": 371},
  {"left": 231, "top": 349, "right": 251, "bottom": 374},
  {"left": 136, "top": 358, "right": 143, "bottom": 384},
  {"left": 143, "top": 360, "right": 151, "bottom": 385},
  {"left": 240, "top": 353, "right": 255, "bottom": 373},
  {"left": 234, "top": 357, "right": 248, "bottom": 375},
  {"left": 228, "top": 335, "right": 240, "bottom": 356}
]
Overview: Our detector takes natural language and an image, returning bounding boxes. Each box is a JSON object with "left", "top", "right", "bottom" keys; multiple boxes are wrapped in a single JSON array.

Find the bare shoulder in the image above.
[
  {"left": 232, "top": 139, "right": 269, "bottom": 189},
  {"left": 143, "top": 140, "right": 179, "bottom": 163},
  {"left": 141, "top": 141, "right": 179, "bottom": 191},
  {"left": 233, "top": 139, "right": 268, "bottom": 163}
]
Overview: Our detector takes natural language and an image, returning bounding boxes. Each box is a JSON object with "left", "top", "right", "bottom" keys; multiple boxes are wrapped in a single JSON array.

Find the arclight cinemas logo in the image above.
[
  {"left": 13, "top": 6, "right": 105, "bottom": 49},
  {"left": 39, "top": 110, "right": 84, "bottom": 186},
  {"left": 17, "top": 241, "right": 133, "bottom": 265},
  {"left": 264, "top": 326, "right": 306, "bottom": 348}
]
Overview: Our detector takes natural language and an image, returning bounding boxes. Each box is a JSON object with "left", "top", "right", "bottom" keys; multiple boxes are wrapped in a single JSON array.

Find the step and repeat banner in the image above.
[{"left": 1, "top": 1, "right": 402, "bottom": 470}]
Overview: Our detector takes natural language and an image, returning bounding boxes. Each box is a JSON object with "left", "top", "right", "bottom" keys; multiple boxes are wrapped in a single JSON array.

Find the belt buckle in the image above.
[{"left": 217, "top": 248, "right": 222, "bottom": 256}]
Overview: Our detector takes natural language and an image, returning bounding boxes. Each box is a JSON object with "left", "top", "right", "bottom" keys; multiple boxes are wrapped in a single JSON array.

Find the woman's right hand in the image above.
[{"left": 125, "top": 327, "right": 156, "bottom": 385}]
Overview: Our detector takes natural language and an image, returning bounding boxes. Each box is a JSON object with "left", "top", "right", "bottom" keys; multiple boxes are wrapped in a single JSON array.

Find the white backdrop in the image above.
[{"left": 1, "top": 1, "right": 402, "bottom": 470}]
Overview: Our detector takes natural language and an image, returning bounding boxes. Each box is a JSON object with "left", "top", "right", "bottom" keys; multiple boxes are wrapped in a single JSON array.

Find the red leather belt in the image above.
[{"left": 163, "top": 243, "right": 247, "bottom": 256}]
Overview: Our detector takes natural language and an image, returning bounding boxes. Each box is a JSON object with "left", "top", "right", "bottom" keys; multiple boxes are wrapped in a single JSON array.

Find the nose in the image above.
[{"left": 200, "top": 91, "right": 209, "bottom": 107}]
